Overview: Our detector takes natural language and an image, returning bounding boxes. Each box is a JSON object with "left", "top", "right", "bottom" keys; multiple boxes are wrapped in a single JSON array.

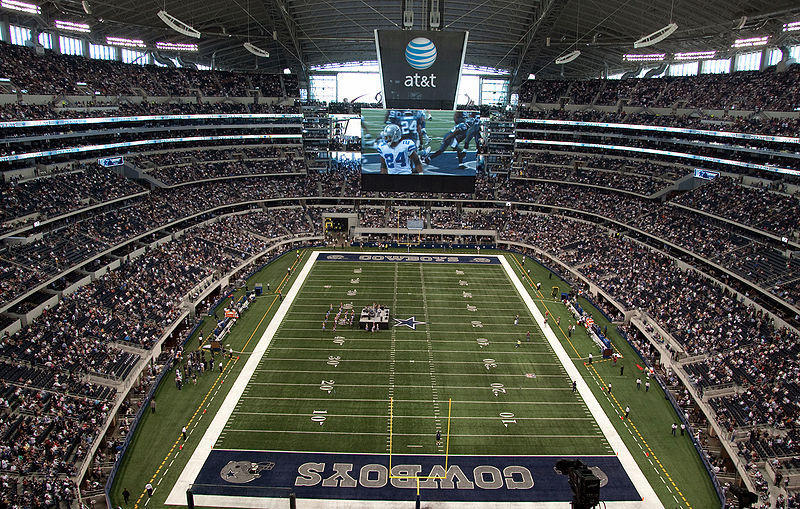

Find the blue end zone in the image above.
[
  {"left": 193, "top": 450, "right": 641, "bottom": 502},
  {"left": 317, "top": 253, "right": 500, "bottom": 264}
]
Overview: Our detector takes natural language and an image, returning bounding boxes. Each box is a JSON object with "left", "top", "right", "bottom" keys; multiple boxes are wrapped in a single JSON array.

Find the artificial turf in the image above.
[{"left": 110, "top": 248, "right": 719, "bottom": 509}]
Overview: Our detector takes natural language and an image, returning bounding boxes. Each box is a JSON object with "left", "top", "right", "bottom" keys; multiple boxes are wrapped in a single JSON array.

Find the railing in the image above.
[
  {"left": 679, "top": 352, "right": 711, "bottom": 365},
  {"left": 702, "top": 383, "right": 738, "bottom": 399}
]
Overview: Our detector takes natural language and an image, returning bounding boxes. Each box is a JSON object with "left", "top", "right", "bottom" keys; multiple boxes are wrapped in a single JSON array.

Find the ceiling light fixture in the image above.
[
  {"left": 783, "top": 21, "right": 800, "bottom": 32},
  {"left": 555, "top": 50, "right": 581, "bottom": 65},
  {"left": 634, "top": 23, "right": 678, "bottom": 48},
  {"left": 243, "top": 42, "right": 269, "bottom": 58},
  {"left": 674, "top": 50, "right": 716, "bottom": 60},
  {"left": 156, "top": 41, "right": 198, "bottom": 52},
  {"left": 623, "top": 53, "right": 666, "bottom": 62},
  {"left": 156, "top": 10, "right": 201, "bottom": 39},
  {"left": 55, "top": 20, "right": 91, "bottom": 33},
  {"left": 732, "top": 36, "right": 768, "bottom": 48},
  {"left": 106, "top": 36, "right": 147, "bottom": 48},
  {"left": 1, "top": 0, "right": 40, "bottom": 14}
]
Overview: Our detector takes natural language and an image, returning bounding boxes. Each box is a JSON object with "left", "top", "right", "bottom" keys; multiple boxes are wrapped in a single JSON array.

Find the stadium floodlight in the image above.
[
  {"left": 623, "top": 53, "right": 666, "bottom": 62},
  {"left": 81, "top": 0, "right": 90, "bottom": 13},
  {"left": 674, "top": 50, "right": 716, "bottom": 60},
  {"left": 156, "top": 41, "right": 198, "bottom": 52},
  {"left": 732, "top": 36, "right": 768, "bottom": 48},
  {"left": 783, "top": 21, "right": 800, "bottom": 32},
  {"left": 633, "top": 23, "right": 678, "bottom": 48},
  {"left": 106, "top": 36, "right": 147, "bottom": 48},
  {"left": 555, "top": 50, "right": 581, "bottom": 65},
  {"left": 243, "top": 42, "right": 269, "bottom": 58},
  {"left": 55, "top": 20, "right": 91, "bottom": 33},
  {"left": 156, "top": 10, "right": 201, "bottom": 39},
  {"left": 1, "top": 0, "right": 41, "bottom": 14}
]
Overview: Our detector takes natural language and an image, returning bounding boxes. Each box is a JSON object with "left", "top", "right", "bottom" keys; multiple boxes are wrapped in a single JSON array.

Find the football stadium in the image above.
[{"left": 0, "top": 1, "right": 799, "bottom": 508}]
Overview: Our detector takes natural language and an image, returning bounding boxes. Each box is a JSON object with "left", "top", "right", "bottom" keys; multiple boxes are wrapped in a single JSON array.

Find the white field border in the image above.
[
  {"left": 165, "top": 250, "right": 322, "bottom": 505},
  {"left": 165, "top": 251, "right": 664, "bottom": 508},
  {"left": 498, "top": 255, "right": 663, "bottom": 509}
]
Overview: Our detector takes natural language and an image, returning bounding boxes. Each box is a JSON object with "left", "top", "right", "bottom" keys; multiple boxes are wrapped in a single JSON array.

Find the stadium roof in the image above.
[{"left": 26, "top": 0, "right": 800, "bottom": 84}]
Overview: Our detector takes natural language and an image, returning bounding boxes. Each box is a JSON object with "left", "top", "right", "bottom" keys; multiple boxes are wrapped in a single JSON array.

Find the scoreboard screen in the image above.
[
  {"left": 361, "top": 108, "right": 477, "bottom": 193},
  {"left": 324, "top": 217, "right": 348, "bottom": 232}
]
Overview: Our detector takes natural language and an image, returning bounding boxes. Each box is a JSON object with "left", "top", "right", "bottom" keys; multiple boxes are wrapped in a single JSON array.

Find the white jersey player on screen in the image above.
[{"left": 377, "top": 124, "right": 423, "bottom": 175}]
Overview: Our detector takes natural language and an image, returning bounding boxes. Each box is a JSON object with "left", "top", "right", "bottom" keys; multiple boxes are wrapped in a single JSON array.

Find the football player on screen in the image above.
[
  {"left": 428, "top": 112, "right": 469, "bottom": 167},
  {"left": 463, "top": 112, "right": 482, "bottom": 150},
  {"left": 385, "top": 110, "right": 428, "bottom": 145},
  {"left": 377, "top": 124, "right": 423, "bottom": 175}
]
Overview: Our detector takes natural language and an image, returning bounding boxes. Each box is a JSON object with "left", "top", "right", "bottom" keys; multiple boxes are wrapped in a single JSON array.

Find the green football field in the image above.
[
  {"left": 216, "top": 259, "right": 612, "bottom": 457},
  {"left": 112, "top": 249, "right": 720, "bottom": 509}
]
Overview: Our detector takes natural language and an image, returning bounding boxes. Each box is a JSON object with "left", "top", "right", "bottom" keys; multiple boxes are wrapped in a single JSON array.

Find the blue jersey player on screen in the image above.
[
  {"left": 385, "top": 109, "right": 428, "bottom": 145},
  {"left": 463, "top": 112, "right": 481, "bottom": 150},
  {"left": 428, "top": 111, "right": 470, "bottom": 167},
  {"left": 377, "top": 124, "right": 423, "bottom": 175}
]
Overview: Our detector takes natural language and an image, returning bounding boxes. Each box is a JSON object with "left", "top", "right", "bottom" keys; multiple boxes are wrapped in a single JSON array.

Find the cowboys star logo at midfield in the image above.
[{"left": 393, "top": 316, "right": 426, "bottom": 330}]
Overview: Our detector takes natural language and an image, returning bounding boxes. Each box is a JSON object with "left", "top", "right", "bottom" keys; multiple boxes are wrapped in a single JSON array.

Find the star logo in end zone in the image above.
[
  {"left": 405, "top": 37, "right": 437, "bottom": 70},
  {"left": 393, "top": 316, "right": 426, "bottom": 330},
  {"left": 220, "top": 460, "right": 275, "bottom": 484}
]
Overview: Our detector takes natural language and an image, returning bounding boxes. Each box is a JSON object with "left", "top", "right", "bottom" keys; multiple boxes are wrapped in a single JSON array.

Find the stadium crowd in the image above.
[
  {"left": 674, "top": 176, "right": 800, "bottom": 238},
  {"left": 136, "top": 147, "right": 305, "bottom": 185},
  {"left": 0, "top": 100, "right": 302, "bottom": 123},
  {"left": 518, "top": 107, "right": 800, "bottom": 138},
  {"left": 1, "top": 165, "right": 144, "bottom": 233},
  {"left": 0, "top": 42, "right": 299, "bottom": 97},
  {"left": 519, "top": 65, "right": 800, "bottom": 111},
  {"left": 1, "top": 47, "right": 800, "bottom": 507}
]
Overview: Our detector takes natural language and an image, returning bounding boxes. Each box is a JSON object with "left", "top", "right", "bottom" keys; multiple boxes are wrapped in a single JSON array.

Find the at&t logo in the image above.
[{"left": 404, "top": 37, "right": 437, "bottom": 88}]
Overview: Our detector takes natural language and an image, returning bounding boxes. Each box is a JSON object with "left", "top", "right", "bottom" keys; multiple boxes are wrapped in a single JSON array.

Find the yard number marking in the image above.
[
  {"left": 320, "top": 380, "right": 335, "bottom": 393},
  {"left": 311, "top": 410, "right": 327, "bottom": 425},
  {"left": 491, "top": 383, "right": 506, "bottom": 396},
  {"left": 500, "top": 412, "right": 517, "bottom": 427}
]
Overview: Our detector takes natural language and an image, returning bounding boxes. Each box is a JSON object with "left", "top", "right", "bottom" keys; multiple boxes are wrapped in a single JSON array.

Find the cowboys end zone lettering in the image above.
[
  {"left": 191, "top": 450, "right": 641, "bottom": 502},
  {"left": 317, "top": 253, "right": 500, "bottom": 264}
]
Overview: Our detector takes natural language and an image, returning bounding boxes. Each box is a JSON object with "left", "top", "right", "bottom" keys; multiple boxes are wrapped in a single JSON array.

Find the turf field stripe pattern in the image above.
[
  {"left": 214, "top": 256, "right": 611, "bottom": 456},
  {"left": 167, "top": 252, "right": 661, "bottom": 507}
]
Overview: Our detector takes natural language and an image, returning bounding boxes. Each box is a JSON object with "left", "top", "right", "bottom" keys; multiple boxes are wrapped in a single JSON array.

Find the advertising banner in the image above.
[{"left": 375, "top": 30, "right": 468, "bottom": 110}]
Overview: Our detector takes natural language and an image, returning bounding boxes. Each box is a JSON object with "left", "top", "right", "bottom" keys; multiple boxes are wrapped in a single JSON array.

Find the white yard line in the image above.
[
  {"left": 165, "top": 250, "right": 321, "bottom": 505},
  {"left": 231, "top": 412, "right": 594, "bottom": 421},
  {"left": 247, "top": 382, "right": 573, "bottom": 390},
  {"left": 498, "top": 255, "right": 663, "bottom": 509},
  {"left": 188, "top": 496, "right": 652, "bottom": 509},
  {"left": 239, "top": 397, "right": 585, "bottom": 405},
  {"left": 166, "top": 252, "right": 664, "bottom": 509}
]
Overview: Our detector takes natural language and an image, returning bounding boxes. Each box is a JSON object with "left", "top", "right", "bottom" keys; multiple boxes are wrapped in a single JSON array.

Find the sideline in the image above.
[
  {"left": 509, "top": 253, "right": 690, "bottom": 507},
  {"left": 165, "top": 251, "right": 320, "bottom": 504},
  {"left": 498, "top": 255, "right": 663, "bottom": 509},
  {"left": 165, "top": 252, "right": 663, "bottom": 508}
]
